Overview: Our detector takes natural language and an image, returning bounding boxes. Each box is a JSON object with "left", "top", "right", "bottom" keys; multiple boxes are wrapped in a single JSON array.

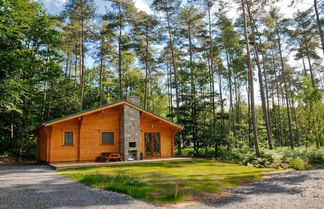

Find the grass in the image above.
[{"left": 58, "top": 159, "right": 276, "bottom": 203}]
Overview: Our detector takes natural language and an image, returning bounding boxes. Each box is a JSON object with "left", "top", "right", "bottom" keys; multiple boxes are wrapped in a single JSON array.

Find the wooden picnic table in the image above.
[{"left": 96, "top": 152, "right": 123, "bottom": 162}]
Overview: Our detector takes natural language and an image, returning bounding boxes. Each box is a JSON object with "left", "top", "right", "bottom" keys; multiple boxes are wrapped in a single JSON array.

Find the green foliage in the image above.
[
  {"left": 1, "top": 0, "right": 323, "bottom": 162},
  {"left": 227, "top": 147, "right": 274, "bottom": 168},
  {"left": 291, "top": 158, "right": 312, "bottom": 170},
  {"left": 0, "top": 0, "right": 64, "bottom": 157},
  {"left": 307, "top": 150, "right": 324, "bottom": 165}
]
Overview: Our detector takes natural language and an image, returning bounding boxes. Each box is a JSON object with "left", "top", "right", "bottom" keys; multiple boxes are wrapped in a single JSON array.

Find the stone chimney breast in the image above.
[{"left": 124, "top": 96, "right": 140, "bottom": 106}]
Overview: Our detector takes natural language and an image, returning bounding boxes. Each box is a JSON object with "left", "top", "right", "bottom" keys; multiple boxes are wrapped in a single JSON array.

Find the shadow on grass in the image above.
[
  {"left": 74, "top": 173, "right": 184, "bottom": 202},
  {"left": 70, "top": 169, "right": 266, "bottom": 203}
]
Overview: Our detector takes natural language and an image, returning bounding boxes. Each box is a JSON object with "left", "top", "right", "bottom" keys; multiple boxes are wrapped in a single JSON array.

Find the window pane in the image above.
[
  {"left": 64, "top": 132, "right": 73, "bottom": 145},
  {"left": 145, "top": 134, "right": 151, "bottom": 156},
  {"left": 102, "top": 132, "right": 114, "bottom": 144},
  {"left": 153, "top": 133, "right": 160, "bottom": 156}
]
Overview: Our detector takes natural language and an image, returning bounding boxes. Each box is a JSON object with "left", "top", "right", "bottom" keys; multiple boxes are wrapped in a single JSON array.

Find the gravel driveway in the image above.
[{"left": 0, "top": 164, "right": 323, "bottom": 209}]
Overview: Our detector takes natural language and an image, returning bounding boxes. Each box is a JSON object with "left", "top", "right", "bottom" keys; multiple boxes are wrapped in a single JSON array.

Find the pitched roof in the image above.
[{"left": 41, "top": 99, "right": 183, "bottom": 129}]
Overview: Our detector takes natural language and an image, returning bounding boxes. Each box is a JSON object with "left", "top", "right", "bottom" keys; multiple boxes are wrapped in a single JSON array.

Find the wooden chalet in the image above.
[{"left": 34, "top": 97, "right": 182, "bottom": 164}]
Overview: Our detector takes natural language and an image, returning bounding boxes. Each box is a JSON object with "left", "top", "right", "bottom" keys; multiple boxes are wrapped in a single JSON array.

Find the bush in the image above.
[
  {"left": 279, "top": 147, "right": 324, "bottom": 166},
  {"left": 291, "top": 158, "right": 312, "bottom": 170},
  {"left": 178, "top": 146, "right": 324, "bottom": 168},
  {"left": 226, "top": 146, "right": 273, "bottom": 168},
  {"left": 307, "top": 150, "right": 324, "bottom": 165}
]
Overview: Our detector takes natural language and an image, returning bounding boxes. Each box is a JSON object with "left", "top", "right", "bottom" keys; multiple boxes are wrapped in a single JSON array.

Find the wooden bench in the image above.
[
  {"left": 96, "top": 152, "right": 123, "bottom": 162},
  {"left": 0, "top": 156, "right": 9, "bottom": 164}
]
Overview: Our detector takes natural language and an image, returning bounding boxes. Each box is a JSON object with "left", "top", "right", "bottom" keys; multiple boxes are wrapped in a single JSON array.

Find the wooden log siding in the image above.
[
  {"left": 79, "top": 107, "right": 121, "bottom": 161},
  {"left": 36, "top": 102, "right": 181, "bottom": 164},
  {"left": 140, "top": 113, "right": 178, "bottom": 158}
]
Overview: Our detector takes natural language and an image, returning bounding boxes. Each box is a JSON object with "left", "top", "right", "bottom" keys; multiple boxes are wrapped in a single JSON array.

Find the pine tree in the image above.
[
  {"left": 105, "top": 0, "right": 137, "bottom": 98},
  {"left": 61, "top": 0, "right": 95, "bottom": 110},
  {"left": 133, "top": 12, "right": 159, "bottom": 110}
]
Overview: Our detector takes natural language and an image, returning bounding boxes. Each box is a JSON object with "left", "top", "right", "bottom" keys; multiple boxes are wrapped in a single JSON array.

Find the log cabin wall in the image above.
[
  {"left": 37, "top": 101, "right": 180, "bottom": 164},
  {"left": 47, "top": 106, "right": 122, "bottom": 163},
  {"left": 49, "top": 118, "right": 79, "bottom": 162},
  {"left": 140, "top": 113, "right": 177, "bottom": 158},
  {"left": 79, "top": 106, "right": 121, "bottom": 161}
]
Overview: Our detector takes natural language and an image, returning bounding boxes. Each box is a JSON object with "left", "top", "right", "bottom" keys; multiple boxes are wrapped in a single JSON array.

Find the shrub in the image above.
[
  {"left": 279, "top": 147, "right": 324, "bottom": 166},
  {"left": 227, "top": 146, "right": 273, "bottom": 168},
  {"left": 291, "top": 158, "right": 312, "bottom": 170},
  {"left": 178, "top": 146, "right": 324, "bottom": 168},
  {"left": 307, "top": 150, "right": 324, "bottom": 165}
]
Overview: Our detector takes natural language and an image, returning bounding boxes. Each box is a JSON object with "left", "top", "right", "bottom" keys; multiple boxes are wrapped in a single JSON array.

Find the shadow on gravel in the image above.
[
  {"left": 203, "top": 171, "right": 314, "bottom": 208},
  {"left": 0, "top": 164, "right": 52, "bottom": 175}
]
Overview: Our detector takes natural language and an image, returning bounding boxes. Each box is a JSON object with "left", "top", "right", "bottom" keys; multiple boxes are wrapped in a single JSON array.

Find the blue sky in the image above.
[{"left": 37, "top": 0, "right": 152, "bottom": 15}]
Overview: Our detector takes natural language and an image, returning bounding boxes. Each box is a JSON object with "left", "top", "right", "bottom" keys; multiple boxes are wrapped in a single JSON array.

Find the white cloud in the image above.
[{"left": 134, "top": 0, "right": 152, "bottom": 15}]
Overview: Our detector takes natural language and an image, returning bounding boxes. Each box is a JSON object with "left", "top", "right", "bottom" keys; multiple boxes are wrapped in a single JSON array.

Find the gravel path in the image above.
[{"left": 0, "top": 164, "right": 323, "bottom": 209}]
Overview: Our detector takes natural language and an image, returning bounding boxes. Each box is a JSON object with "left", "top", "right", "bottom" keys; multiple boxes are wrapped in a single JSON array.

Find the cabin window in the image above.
[
  {"left": 64, "top": 132, "right": 73, "bottom": 145},
  {"left": 102, "top": 132, "right": 114, "bottom": 145}
]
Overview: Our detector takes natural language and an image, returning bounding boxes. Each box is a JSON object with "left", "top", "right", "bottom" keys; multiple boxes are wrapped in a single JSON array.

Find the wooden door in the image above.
[{"left": 145, "top": 133, "right": 160, "bottom": 157}]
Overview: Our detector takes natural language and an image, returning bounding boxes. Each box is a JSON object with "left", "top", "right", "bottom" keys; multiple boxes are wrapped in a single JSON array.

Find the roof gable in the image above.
[{"left": 42, "top": 100, "right": 183, "bottom": 129}]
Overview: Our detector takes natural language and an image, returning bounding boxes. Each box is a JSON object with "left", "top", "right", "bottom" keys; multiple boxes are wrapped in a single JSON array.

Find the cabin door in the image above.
[{"left": 145, "top": 133, "right": 160, "bottom": 157}]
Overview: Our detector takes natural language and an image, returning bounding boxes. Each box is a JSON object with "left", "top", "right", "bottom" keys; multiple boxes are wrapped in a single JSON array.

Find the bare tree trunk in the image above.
[
  {"left": 74, "top": 43, "right": 78, "bottom": 87},
  {"left": 144, "top": 29, "right": 149, "bottom": 110},
  {"left": 247, "top": 78, "right": 252, "bottom": 148},
  {"left": 166, "top": 63, "right": 173, "bottom": 121},
  {"left": 99, "top": 51, "right": 104, "bottom": 106},
  {"left": 305, "top": 42, "right": 315, "bottom": 88},
  {"left": 166, "top": 10, "right": 181, "bottom": 155},
  {"left": 301, "top": 55, "right": 307, "bottom": 76},
  {"left": 207, "top": 4, "right": 217, "bottom": 152},
  {"left": 118, "top": 4, "right": 123, "bottom": 98},
  {"left": 247, "top": 5, "right": 273, "bottom": 150},
  {"left": 314, "top": 0, "right": 324, "bottom": 55},
  {"left": 241, "top": 0, "right": 260, "bottom": 157},
  {"left": 80, "top": 19, "right": 85, "bottom": 111},
  {"left": 276, "top": 28, "right": 294, "bottom": 149},
  {"left": 274, "top": 66, "right": 284, "bottom": 146}
]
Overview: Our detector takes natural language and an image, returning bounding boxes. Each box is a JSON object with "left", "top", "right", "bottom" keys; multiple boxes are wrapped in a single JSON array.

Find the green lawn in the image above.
[{"left": 58, "top": 159, "right": 275, "bottom": 203}]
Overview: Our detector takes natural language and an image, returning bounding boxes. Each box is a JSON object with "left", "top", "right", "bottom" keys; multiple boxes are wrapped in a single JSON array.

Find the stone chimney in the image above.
[
  {"left": 120, "top": 96, "right": 141, "bottom": 161},
  {"left": 124, "top": 96, "right": 140, "bottom": 106}
]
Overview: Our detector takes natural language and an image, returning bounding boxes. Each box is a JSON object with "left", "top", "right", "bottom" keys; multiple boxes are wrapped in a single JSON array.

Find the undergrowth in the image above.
[{"left": 182, "top": 146, "right": 324, "bottom": 169}]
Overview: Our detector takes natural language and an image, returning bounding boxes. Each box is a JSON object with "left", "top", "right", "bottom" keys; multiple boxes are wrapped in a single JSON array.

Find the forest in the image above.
[{"left": 0, "top": 0, "right": 323, "bottom": 167}]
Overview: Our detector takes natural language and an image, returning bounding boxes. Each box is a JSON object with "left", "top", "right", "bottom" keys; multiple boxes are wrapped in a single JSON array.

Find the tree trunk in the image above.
[
  {"left": 118, "top": 4, "right": 123, "bottom": 98},
  {"left": 241, "top": 0, "right": 260, "bottom": 157},
  {"left": 305, "top": 42, "right": 315, "bottom": 88},
  {"left": 247, "top": 5, "right": 273, "bottom": 150},
  {"left": 247, "top": 77, "right": 252, "bottom": 148},
  {"left": 99, "top": 38, "right": 104, "bottom": 106},
  {"left": 80, "top": 19, "right": 85, "bottom": 111},
  {"left": 276, "top": 28, "right": 294, "bottom": 150},
  {"left": 188, "top": 24, "right": 198, "bottom": 155},
  {"left": 74, "top": 43, "right": 78, "bottom": 87},
  {"left": 301, "top": 54, "right": 307, "bottom": 76},
  {"left": 314, "top": 0, "right": 324, "bottom": 55},
  {"left": 166, "top": 10, "right": 181, "bottom": 155},
  {"left": 144, "top": 29, "right": 149, "bottom": 110},
  {"left": 207, "top": 4, "right": 217, "bottom": 152},
  {"left": 166, "top": 63, "right": 173, "bottom": 121},
  {"left": 225, "top": 50, "right": 236, "bottom": 139}
]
